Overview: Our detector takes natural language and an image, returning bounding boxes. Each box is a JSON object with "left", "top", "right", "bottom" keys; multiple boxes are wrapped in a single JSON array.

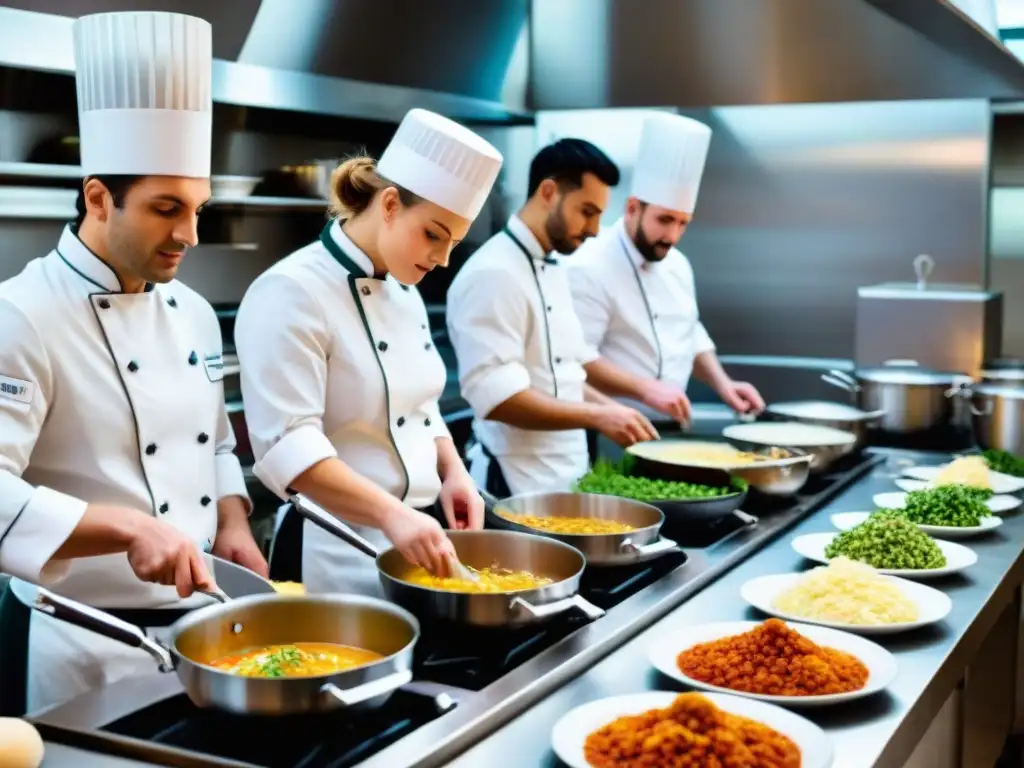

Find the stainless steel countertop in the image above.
[
  {"left": 31, "top": 451, "right": 882, "bottom": 768},
  {"left": 447, "top": 449, "right": 1024, "bottom": 768}
]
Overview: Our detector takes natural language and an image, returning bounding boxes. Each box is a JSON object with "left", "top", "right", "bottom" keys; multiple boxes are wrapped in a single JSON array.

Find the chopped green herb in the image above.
[
  {"left": 983, "top": 449, "right": 1024, "bottom": 478},
  {"left": 825, "top": 514, "right": 946, "bottom": 570}
]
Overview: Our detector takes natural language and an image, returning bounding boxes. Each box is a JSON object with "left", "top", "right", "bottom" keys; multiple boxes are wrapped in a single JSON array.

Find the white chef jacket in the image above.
[
  {"left": 568, "top": 217, "right": 715, "bottom": 419},
  {"left": 235, "top": 220, "right": 450, "bottom": 597},
  {"left": 0, "top": 225, "right": 249, "bottom": 713},
  {"left": 446, "top": 215, "right": 597, "bottom": 495}
]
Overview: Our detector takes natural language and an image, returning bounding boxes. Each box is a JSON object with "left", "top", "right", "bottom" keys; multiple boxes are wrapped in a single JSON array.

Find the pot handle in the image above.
[
  {"left": 913, "top": 254, "right": 934, "bottom": 289},
  {"left": 970, "top": 399, "right": 993, "bottom": 418},
  {"left": 510, "top": 594, "right": 606, "bottom": 621},
  {"left": 320, "top": 669, "right": 413, "bottom": 708},
  {"left": 821, "top": 371, "right": 859, "bottom": 393},
  {"left": 289, "top": 494, "right": 381, "bottom": 559},
  {"left": 31, "top": 588, "right": 174, "bottom": 672},
  {"left": 620, "top": 536, "right": 679, "bottom": 557}
]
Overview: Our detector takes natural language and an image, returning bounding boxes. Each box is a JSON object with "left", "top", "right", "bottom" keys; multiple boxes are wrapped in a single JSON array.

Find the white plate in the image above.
[
  {"left": 903, "top": 464, "right": 1024, "bottom": 495},
  {"left": 792, "top": 532, "right": 977, "bottom": 579},
  {"left": 551, "top": 691, "right": 833, "bottom": 768},
  {"left": 740, "top": 572, "right": 952, "bottom": 635},
  {"left": 648, "top": 620, "right": 896, "bottom": 708},
  {"left": 832, "top": 511, "right": 1003, "bottom": 540},
  {"left": 722, "top": 420, "right": 857, "bottom": 447},
  {"left": 873, "top": 491, "right": 1021, "bottom": 515}
]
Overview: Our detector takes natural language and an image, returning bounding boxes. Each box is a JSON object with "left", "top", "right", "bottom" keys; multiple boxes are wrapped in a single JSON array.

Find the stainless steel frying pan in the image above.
[
  {"left": 480, "top": 489, "right": 680, "bottom": 567},
  {"left": 26, "top": 588, "right": 420, "bottom": 716},
  {"left": 290, "top": 495, "right": 605, "bottom": 628}
]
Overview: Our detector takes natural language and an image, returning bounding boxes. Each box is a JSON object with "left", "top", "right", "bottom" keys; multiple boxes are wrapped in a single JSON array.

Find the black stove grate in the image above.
[{"left": 102, "top": 688, "right": 450, "bottom": 768}]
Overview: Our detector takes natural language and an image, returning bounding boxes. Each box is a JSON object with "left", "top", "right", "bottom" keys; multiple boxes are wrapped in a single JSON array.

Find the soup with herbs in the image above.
[{"left": 208, "top": 643, "right": 382, "bottom": 678}]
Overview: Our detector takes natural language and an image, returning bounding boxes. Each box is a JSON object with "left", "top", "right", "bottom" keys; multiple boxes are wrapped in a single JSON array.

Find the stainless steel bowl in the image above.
[
  {"left": 721, "top": 422, "right": 858, "bottom": 473},
  {"left": 762, "top": 400, "right": 883, "bottom": 452}
]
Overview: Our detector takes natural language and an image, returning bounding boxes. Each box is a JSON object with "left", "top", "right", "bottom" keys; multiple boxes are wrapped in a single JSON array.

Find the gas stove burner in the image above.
[{"left": 101, "top": 687, "right": 452, "bottom": 768}]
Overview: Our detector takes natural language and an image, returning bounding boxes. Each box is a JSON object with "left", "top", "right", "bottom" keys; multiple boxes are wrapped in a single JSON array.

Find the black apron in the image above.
[
  {"left": 0, "top": 582, "right": 29, "bottom": 716},
  {"left": 269, "top": 500, "right": 452, "bottom": 582}
]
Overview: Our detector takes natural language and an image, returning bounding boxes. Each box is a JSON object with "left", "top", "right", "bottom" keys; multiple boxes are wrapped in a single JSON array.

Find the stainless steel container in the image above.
[
  {"left": 762, "top": 400, "right": 884, "bottom": 452},
  {"left": 979, "top": 358, "right": 1024, "bottom": 388},
  {"left": 952, "top": 383, "right": 1024, "bottom": 455},
  {"left": 822, "top": 362, "right": 967, "bottom": 433}
]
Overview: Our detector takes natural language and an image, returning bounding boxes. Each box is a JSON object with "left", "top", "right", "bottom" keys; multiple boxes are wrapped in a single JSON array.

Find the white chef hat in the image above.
[
  {"left": 73, "top": 11, "right": 213, "bottom": 178},
  {"left": 631, "top": 114, "right": 712, "bottom": 214},
  {"left": 377, "top": 109, "right": 503, "bottom": 221}
]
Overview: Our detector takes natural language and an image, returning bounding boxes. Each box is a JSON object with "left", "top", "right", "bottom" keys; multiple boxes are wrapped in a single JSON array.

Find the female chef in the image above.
[{"left": 235, "top": 109, "right": 503, "bottom": 595}]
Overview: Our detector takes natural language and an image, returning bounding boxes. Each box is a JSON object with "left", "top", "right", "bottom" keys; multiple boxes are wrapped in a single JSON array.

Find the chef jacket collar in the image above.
[
  {"left": 56, "top": 224, "right": 156, "bottom": 294},
  {"left": 321, "top": 219, "right": 378, "bottom": 279},
  {"left": 506, "top": 214, "right": 553, "bottom": 264},
  {"left": 614, "top": 217, "right": 656, "bottom": 271}
]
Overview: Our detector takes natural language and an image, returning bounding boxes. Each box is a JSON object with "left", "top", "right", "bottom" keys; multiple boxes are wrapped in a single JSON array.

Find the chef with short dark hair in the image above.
[
  {"left": 0, "top": 10, "right": 264, "bottom": 712},
  {"left": 569, "top": 114, "right": 765, "bottom": 434}
]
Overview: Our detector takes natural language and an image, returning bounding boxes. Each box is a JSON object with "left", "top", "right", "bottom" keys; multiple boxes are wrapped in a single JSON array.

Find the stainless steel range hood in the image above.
[
  {"left": 0, "top": 1, "right": 531, "bottom": 125},
  {"left": 530, "top": 0, "right": 1024, "bottom": 110}
]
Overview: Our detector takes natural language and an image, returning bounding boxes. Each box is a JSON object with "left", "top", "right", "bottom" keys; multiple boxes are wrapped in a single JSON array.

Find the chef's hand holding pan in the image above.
[
  {"left": 126, "top": 514, "right": 217, "bottom": 598},
  {"left": 594, "top": 402, "right": 660, "bottom": 447},
  {"left": 382, "top": 507, "right": 457, "bottom": 577}
]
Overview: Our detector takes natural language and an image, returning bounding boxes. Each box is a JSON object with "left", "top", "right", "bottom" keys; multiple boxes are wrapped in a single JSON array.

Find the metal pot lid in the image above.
[
  {"left": 766, "top": 400, "right": 875, "bottom": 421},
  {"left": 971, "top": 383, "right": 1024, "bottom": 399},
  {"left": 856, "top": 365, "right": 962, "bottom": 385}
]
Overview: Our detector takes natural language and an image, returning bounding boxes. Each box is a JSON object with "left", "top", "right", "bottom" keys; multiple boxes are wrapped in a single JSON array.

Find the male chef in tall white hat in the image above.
[
  {"left": 568, "top": 114, "right": 765, "bottom": 439},
  {"left": 0, "top": 11, "right": 266, "bottom": 713}
]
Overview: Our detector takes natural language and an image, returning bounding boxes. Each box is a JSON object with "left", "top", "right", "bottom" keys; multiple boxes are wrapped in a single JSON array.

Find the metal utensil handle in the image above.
[
  {"left": 33, "top": 588, "right": 174, "bottom": 672},
  {"left": 620, "top": 537, "right": 678, "bottom": 557},
  {"left": 913, "top": 254, "right": 934, "bottom": 288},
  {"left": 320, "top": 669, "right": 413, "bottom": 707},
  {"left": 477, "top": 486, "right": 502, "bottom": 516},
  {"left": 198, "top": 587, "right": 230, "bottom": 604},
  {"left": 289, "top": 494, "right": 381, "bottom": 559},
  {"left": 821, "top": 373, "right": 859, "bottom": 393},
  {"left": 970, "top": 399, "right": 993, "bottom": 418},
  {"left": 510, "top": 594, "right": 606, "bottom": 621}
]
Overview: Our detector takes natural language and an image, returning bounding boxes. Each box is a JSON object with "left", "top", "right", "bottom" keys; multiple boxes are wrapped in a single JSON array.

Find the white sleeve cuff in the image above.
[
  {"left": 581, "top": 343, "right": 601, "bottom": 365},
  {"left": 253, "top": 425, "right": 337, "bottom": 499},
  {"left": 463, "top": 362, "right": 532, "bottom": 419},
  {"left": 694, "top": 322, "right": 716, "bottom": 355},
  {"left": 215, "top": 453, "right": 252, "bottom": 513},
  {"left": 1, "top": 486, "right": 86, "bottom": 585}
]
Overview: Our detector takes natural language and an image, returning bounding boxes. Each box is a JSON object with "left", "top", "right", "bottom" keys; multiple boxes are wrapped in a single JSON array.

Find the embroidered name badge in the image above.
[
  {"left": 0, "top": 375, "right": 34, "bottom": 404},
  {"left": 203, "top": 353, "right": 225, "bottom": 383}
]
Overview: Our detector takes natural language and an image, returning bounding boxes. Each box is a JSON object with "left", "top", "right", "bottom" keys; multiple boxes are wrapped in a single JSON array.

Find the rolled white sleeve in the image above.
[
  {"left": 693, "top": 320, "right": 716, "bottom": 356},
  {"left": 235, "top": 274, "right": 337, "bottom": 500},
  {"left": 568, "top": 262, "right": 612, "bottom": 359},
  {"left": 0, "top": 299, "right": 86, "bottom": 584},
  {"left": 446, "top": 267, "right": 533, "bottom": 419}
]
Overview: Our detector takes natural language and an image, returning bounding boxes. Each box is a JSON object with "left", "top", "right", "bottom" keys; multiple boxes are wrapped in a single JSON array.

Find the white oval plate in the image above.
[
  {"left": 832, "top": 511, "right": 1003, "bottom": 540},
  {"left": 873, "top": 491, "right": 1021, "bottom": 515},
  {"left": 740, "top": 572, "right": 952, "bottom": 635},
  {"left": 903, "top": 464, "right": 1024, "bottom": 495},
  {"left": 792, "top": 532, "right": 977, "bottom": 579},
  {"left": 551, "top": 691, "right": 833, "bottom": 768},
  {"left": 648, "top": 620, "right": 897, "bottom": 708}
]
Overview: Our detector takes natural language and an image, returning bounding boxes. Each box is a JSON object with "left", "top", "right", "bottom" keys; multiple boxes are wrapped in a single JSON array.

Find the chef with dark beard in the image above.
[{"left": 568, "top": 114, "right": 765, "bottom": 441}]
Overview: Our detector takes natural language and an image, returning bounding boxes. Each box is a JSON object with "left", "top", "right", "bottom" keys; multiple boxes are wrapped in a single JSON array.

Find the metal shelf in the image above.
[
  {"left": 0, "top": 161, "right": 81, "bottom": 180},
  {"left": 0, "top": 183, "right": 326, "bottom": 219}
]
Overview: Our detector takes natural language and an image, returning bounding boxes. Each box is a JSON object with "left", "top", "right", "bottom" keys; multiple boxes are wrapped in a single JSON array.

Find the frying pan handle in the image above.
[
  {"left": 32, "top": 588, "right": 174, "bottom": 672},
  {"left": 289, "top": 494, "right": 381, "bottom": 559},
  {"left": 320, "top": 668, "right": 413, "bottom": 708},
  {"left": 510, "top": 594, "right": 606, "bottom": 621},
  {"left": 620, "top": 537, "right": 679, "bottom": 557}
]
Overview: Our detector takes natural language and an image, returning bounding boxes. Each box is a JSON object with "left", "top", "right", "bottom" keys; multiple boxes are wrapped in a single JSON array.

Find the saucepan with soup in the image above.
[
  {"left": 290, "top": 494, "right": 605, "bottom": 628},
  {"left": 27, "top": 587, "right": 418, "bottom": 716},
  {"left": 480, "top": 489, "right": 681, "bottom": 567}
]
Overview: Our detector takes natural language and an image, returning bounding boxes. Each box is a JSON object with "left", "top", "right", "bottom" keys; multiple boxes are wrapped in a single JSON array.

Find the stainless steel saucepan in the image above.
[
  {"left": 26, "top": 588, "right": 420, "bottom": 716},
  {"left": 479, "top": 489, "right": 680, "bottom": 567},
  {"left": 290, "top": 495, "right": 605, "bottom": 628}
]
